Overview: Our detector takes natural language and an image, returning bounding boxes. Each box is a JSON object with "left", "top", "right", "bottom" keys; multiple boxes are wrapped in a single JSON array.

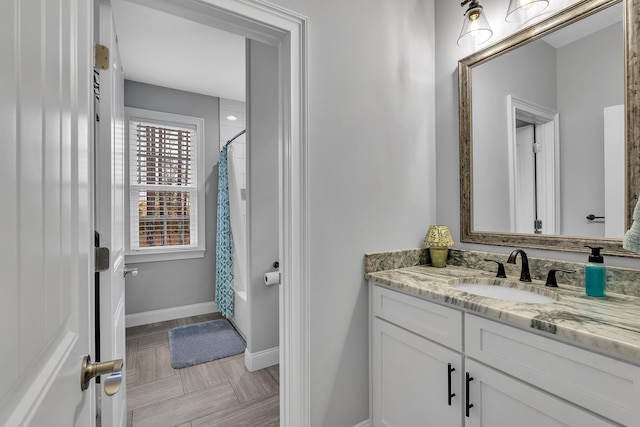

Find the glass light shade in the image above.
[
  {"left": 505, "top": 0, "right": 549, "bottom": 23},
  {"left": 457, "top": 6, "right": 493, "bottom": 47},
  {"left": 425, "top": 225, "right": 454, "bottom": 247}
]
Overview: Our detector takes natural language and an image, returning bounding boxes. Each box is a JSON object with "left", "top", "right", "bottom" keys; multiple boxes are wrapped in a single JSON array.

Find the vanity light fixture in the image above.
[
  {"left": 457, "top": 0, "right": 493, "bottom": 47},
  {"left": 505, "top": 0, "right": 549, "bottom": 23}
]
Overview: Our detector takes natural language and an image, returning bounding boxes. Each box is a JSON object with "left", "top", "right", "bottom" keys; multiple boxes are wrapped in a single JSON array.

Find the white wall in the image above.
[
  {"left": 123, "top": 80, "right": 220, "bottom": 315},
  {"left": 255, "top": 0, "right": 437, "bottom": 425},
  {"left": 435, "top": 0, "right": 640, "bottom": 269}
]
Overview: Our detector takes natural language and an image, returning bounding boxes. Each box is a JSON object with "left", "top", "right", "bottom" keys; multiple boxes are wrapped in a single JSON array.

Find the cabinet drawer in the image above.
[
  {"left": 371, "top": 283, "right": 462, "bottom": 351},
  {"left": 466, "top": 313, "right": 640, "bottom": 426}
]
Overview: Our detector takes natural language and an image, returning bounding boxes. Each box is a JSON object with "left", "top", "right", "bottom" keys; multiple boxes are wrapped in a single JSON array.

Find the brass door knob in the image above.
[{"left": 80, "top": 355, "right": 123, "bottom": 396}]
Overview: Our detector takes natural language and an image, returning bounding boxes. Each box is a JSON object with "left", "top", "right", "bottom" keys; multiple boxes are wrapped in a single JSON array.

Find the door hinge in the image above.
[
  {"left": 95, "top": 247, "right": 110, "bottom": 272},
  {"left": 532, "top": 142, "right": 541, "bottom": 153},
  {"left": 94, "top": 44, "right": 110, "bottom": 70},
  {"left": 534, "top": 219, "right": 543, "bottom": 233}
]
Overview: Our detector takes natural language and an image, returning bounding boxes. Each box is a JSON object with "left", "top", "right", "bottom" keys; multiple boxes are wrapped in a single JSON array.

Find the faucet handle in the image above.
[
  {"left": 545, "top": 269, "right": 576, "bottom": 287},
  {"left": 484, "top": 259, "right": 507, "bottom": 278}
]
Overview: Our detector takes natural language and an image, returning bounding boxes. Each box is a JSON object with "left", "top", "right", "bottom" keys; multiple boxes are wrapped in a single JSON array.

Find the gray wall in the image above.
[
  {"left": 123, "top": 80, "right": 220, "bottom": 314},
  {"left": 246, "top": 40, "right": 279, "bottom": 354},
  {"left": 472, "top": 40, "right": 557, "bottom": 231},
  {"left": 262, "top": 0, "right": 437, "bottom": 425},
  {"left": 557, "top": 23, "right": 624, "bottom": 237},
  {"left": 435, "top": 0, "right": 640, "bottom": 270}
]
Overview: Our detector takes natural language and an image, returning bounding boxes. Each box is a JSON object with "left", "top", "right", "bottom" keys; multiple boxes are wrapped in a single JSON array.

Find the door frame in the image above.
[
  {"left": 506, "top": 95, "right": 559, "bottom": 234},
  {"left": 125, "top": 1, "right": 310, "bottom": 425},
  {"left": 96, "top": 1, "right": 127, "bottom": 424}
]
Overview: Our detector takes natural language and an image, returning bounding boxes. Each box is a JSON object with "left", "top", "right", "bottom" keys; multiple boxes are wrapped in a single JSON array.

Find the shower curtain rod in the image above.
[{"left": 225, "top": 129, "right": 246, "bottom": 147}]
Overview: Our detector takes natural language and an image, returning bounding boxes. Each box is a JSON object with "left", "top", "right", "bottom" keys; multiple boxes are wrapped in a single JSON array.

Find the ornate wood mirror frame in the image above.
[{"left": 459, "top": 0, "right": 639, "bottom": 256}]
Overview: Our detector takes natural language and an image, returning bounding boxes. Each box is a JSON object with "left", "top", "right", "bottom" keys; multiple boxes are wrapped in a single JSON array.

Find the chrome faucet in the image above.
[{"left": 506, "top": 249, "right": 532, "bottom": 282}]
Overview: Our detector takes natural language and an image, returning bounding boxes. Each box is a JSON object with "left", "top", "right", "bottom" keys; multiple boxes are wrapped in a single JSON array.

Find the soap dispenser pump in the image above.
[{"left": 585, "top": 245, "right": 606, "bottom": 297}]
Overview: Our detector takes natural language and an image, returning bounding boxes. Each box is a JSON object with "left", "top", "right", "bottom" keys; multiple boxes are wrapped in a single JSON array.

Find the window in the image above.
[{"left": 125, "top": 108, "right": 205, "bottom": 262}]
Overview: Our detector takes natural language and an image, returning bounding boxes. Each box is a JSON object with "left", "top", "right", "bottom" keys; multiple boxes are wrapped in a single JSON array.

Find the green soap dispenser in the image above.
[{"left": 585, "top": 246, "right": 606, "bottom": 297}]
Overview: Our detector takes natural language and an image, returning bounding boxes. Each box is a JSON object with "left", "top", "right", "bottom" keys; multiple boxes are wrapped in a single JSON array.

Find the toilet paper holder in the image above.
[{"left": 264, "top": 262, "right": 281, "bottom": 286}]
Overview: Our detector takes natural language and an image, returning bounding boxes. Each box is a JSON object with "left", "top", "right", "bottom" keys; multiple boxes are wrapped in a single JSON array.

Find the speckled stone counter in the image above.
[
  {"left": 365, "top": 259, "right": 640, "bottom": 365},
  {"left": 365, "top": 247, "right": 640, "bottom": 296}
]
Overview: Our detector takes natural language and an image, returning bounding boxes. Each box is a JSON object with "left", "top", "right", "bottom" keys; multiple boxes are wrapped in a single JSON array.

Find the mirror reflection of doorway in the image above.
[
  {"left": 508, "top": 95, "right": 559, "bottom": 235},
  {"left": 515, "top": 124, "right": 536, "bottom": 233}
]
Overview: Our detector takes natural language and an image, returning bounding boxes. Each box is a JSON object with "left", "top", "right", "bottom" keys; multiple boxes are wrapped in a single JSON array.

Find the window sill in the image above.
[{"left": 125, "top": 248, "right": 206, "bottom": 264}]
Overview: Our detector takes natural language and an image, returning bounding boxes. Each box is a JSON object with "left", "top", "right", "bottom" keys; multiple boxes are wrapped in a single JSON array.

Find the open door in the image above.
[
  {"left": 514, "top": 125, "right": 536, "bottom": 233},
  {"left": 96, "top": 1, "right": 127, "bottom": 426},
  {"left": 1, "top": 0, "right": 96, "bottom": 425},
  {"left": 507, "top": 95, "right": 559, "bottom": 234}
]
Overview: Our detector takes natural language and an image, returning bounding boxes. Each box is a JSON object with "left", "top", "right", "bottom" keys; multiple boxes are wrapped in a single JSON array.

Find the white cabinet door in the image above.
[
  {"left": 465, "top": 313, "right": 639, "bottom": 425},
  {"left": 372, "top": 318, "right": 463, "bottom": 427},
  {"left": 464, "top": 359, "right": 617, "bottom": 427}
]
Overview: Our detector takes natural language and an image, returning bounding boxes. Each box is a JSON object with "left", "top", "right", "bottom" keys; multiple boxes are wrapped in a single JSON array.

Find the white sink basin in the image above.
[{"left": 450, "top": 282, "right": 558, "bottom": 304}]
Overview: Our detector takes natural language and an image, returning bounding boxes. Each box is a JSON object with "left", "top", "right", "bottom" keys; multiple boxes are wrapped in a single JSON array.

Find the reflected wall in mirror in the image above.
[{"left": 459, "top": 0, "right": 640, "bottom": 256}]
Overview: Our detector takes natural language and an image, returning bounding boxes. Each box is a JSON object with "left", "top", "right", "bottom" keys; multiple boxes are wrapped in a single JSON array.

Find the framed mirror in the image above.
[{"left": 459, "top": 0, "right": 640, "bottom": 256}]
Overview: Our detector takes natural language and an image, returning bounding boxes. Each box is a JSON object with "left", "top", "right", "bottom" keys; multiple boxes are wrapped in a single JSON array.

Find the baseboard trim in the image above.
[
  {"left": 125, "top": 301, "right": 218, "bottom": 328},
  {"left": 245, "top": 346, "right": 279, "bottom": 372},
  {"left": 353, "top": 420, "right": 371, "bottom": 427}
]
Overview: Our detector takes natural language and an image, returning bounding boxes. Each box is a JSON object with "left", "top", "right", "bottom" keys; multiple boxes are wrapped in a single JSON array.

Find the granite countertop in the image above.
[{"left": 366, "top": 264, "right": 640, "bottom": 364}]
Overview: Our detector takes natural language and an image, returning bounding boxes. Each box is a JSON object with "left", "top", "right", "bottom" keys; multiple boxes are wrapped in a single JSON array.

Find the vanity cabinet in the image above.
[{"left": 370, "top": 283, "right": 640, "bottom": 427}]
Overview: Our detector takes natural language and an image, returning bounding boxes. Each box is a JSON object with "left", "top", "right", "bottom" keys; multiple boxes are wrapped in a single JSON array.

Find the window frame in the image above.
[{"left": 124, "top": 107, "right": 206, "bottom": 263}]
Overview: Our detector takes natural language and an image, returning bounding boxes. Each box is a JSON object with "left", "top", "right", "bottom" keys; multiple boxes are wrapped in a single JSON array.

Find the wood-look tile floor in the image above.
[{"left": 125, "top": 313, "right": 279, "bottom": 427}]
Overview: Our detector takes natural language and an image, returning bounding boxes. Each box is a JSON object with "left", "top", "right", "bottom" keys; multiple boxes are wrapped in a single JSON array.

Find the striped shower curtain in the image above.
[{"left": 215, "top": 145, "right": 234, "bottom": 318}]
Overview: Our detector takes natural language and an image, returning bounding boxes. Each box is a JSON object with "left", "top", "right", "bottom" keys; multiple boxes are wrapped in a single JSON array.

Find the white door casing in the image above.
[
  {"left": 120, "top": 1, "right": 310, "bottom": 425},
  {"left": 96, "top": 1, "right": 127, "bottom": 425},
  {"left": 1, "top": 0, "right": 96, "bottom": 425}
]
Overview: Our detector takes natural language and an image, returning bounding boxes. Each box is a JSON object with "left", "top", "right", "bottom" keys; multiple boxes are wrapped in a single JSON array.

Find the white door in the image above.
[
  {"left": 96, "top": 1, "right": 127, "bottom": 426},
  {"left": 534, "top": 120, "right": 558, "bottom": 235},
  {"left": 371, "top": 318, "right": 462, "bottom": 427},
  {"left": 0, "top": 0, "right": 96, "bottom": 425},
  {"left": 515, "top": 125, "right": 535, "bottom": 233}
]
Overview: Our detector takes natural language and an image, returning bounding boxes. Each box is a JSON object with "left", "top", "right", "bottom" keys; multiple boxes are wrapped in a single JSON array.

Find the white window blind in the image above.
[{"left": 129, "top": 118, "right": 198, "bottom": 251}]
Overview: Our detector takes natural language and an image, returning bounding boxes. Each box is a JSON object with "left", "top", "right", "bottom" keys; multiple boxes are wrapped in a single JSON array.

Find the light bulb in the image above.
[{"left": 457, "top": 3, "right": 493, "bottom": 47}]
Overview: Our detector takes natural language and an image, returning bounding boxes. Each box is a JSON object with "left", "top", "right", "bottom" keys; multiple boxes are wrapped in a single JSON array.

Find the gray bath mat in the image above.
[{"left": 168, "top": 319, "right": 246, "bottom": 369}]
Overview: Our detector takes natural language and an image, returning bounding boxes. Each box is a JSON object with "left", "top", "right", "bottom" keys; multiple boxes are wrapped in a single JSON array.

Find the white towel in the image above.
[{"left": 623, "top": 197, "right": 640, "bottom": 253}]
